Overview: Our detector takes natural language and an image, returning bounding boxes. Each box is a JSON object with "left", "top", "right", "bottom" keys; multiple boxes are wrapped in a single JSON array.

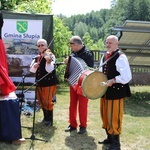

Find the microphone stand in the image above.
[
  {"left": 16, "top": 74, "right": 34, "bottom": 130},
  {"left": 22, "top": 62, "right": 63, "bottom": 147},
  {"left": 17, "top": 74, "right": 31, "bottom": 130},
  {"left": 16, "top": 74, "right": 25, "bottom": 116},
  {"left": 23, "top": 71, "right": 52, "bottom": 146}
]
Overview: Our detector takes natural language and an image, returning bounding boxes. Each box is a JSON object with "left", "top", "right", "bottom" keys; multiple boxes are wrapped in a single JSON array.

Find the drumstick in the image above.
[{"left": 101, "top": 82, "right": 107, "bottom": 86}]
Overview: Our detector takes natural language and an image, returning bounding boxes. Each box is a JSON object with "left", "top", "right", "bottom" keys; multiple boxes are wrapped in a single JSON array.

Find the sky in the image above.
[{"left": 52, "top": 0, "right": 111, "bottom": 17}]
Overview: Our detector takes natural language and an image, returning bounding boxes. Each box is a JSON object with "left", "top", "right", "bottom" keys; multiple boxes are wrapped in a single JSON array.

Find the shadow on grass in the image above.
[
  {"left": 124, "top": 92, "right": 150, "bottom": 117},
  {"left": 56, "top": 86, "right": 69, "bottom": 95},
  {"left": 0, "top": 141, "right": 21, "bottom": 150},
  {"left": 65, "top": 131, "right": 97, "bottom": 150},
  {"left": 25, "top": 122, "right": 56, "bottom": 143}
]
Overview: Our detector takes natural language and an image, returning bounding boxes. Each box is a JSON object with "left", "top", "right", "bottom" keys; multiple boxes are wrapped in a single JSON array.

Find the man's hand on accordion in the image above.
[{"left": 64, "top": 57, "right": 69, "bottom": 65}]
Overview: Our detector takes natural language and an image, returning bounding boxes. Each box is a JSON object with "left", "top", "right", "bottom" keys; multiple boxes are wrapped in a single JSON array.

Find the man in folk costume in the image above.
[
  {"left": 98, "top": 35, "right": 132, "bottom": 150},
  {"left": 30, "top": 39, "right": 57, "bottom": 127},
  {"left": 0, "top": 11, "right": 25, "bottom": 144},
  {"left": 64, "top": 36, "right": 94, "bottom": 134}
]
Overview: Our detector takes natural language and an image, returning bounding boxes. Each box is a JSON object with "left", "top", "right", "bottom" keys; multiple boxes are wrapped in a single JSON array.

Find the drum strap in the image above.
[{"left": 99, "top": 51, "right": 118, "bottom": 69}]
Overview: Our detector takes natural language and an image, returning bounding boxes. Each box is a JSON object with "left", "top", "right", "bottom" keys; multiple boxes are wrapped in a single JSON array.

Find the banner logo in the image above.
[{"left": 17, "top": 21, "right": 28, "bottom": 33}]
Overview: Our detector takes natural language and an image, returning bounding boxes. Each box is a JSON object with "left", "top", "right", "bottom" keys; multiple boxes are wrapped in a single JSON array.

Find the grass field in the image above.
[{"left": 0, "top": 85, "right": 150, "bottom": 150}]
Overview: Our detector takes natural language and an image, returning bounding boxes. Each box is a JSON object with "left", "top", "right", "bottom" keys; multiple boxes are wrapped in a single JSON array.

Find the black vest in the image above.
[
  {"left": 36, "top": 57, "right": 57, "bottom": 87},
  {"left": 102, "top": 50, "right": 131, "bottom": 100}
]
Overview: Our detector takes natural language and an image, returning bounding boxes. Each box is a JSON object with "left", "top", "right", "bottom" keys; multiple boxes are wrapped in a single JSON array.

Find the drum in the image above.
[
  {"left": 64, "top": 56, "right": 87, "bottom": 86},
  {"left": 76, "top": 70, "right": 108, "bottom": 99}
]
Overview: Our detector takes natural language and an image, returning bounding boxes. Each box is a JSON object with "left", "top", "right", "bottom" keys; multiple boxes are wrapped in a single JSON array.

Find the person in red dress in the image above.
[{"left": 0, "top": 11, "right": 25, "bottom": 144}]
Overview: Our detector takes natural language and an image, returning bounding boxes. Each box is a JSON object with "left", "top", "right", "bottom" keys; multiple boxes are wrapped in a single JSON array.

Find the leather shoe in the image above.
[
  {"left": 65, "top": 125, "right": 76, "bottom": 132},
  {"left": 78, "top": 127, "right": 86, "bottom": 134}
]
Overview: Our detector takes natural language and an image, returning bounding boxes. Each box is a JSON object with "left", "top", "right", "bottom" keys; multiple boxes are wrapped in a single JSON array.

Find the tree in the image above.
[
  {"left": 53, "top": 17, "right": 72, "bottom": 59},
  {"left": 0, "top": 0, "right": 25, "bottom": 10},
  {"left": 53, "top": 17, "right": 72, "bottom": 83},
  {"left": 82, "top": 32, "right": 94, "bottom": 49},
  {"left": 15, "top": 0, "right": 53, "bottom": 14},
  {"left": 74, "top": 22, "right": 88, "bottom": 38},
  {"left": 136, "top": 0, "right": 150, "bottom": 21},
  {"left": 1, "top": 0, "right": 53, "bottom": 14},
  {"left": 96, "top": 38, "right": 105, "bottom": 50},
  {"left": 89, "top": 27, "right": 99, "bottom": 42}
]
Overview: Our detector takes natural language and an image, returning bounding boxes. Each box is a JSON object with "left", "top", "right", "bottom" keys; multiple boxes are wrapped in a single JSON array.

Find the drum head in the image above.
[{"left": 82, "top": 71, "right": 107, "bottom": 100}]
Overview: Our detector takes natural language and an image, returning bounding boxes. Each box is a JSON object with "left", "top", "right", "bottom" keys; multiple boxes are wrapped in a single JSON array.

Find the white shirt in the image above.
[
  {"left": 99, "top": 53, "right": 132, "bottom": 84},
  {"left": 30, "top": 54, "right": 56, "bottom": 73}
]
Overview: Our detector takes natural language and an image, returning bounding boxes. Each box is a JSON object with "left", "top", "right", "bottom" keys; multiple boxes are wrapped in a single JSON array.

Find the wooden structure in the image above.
[
  {"left": 114, "top": 20, "right": 150, "bottom": 85},
  {"left": 93, "top": 20, "right": 150, "bottom": 85}
]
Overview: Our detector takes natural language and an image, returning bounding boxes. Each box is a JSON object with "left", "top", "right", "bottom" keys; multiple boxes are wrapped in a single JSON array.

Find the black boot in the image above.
[
  {"left": 45, "top": 110, "right": 53, "bottom": 126},
  {"left": 38, "top": 108, "right": 47, "bottom": 124},
  {"left": 98, "top": 129, "right": 111, "bottom": 144},
  {"left": 107, "top": 135, "right": 120, "bottom": 150}
]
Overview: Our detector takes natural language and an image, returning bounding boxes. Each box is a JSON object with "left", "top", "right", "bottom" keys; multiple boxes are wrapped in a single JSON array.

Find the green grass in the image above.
[{"left": 0, "top": 86, "right": 150, "bottom": 150}]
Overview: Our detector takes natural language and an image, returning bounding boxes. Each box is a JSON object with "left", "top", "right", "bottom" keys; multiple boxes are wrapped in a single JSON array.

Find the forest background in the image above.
[{"left": 1, "top": 0, "right": 150, "bottom": 83}]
